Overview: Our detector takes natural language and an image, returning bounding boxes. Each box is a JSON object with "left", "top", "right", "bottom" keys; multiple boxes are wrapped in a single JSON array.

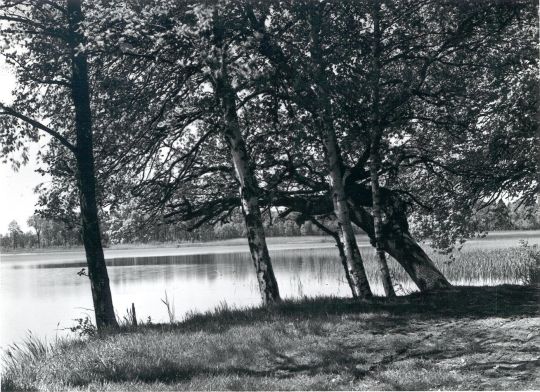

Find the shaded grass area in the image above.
[{"left": 3, "top": 285, "right": 539, "bottom": 391}]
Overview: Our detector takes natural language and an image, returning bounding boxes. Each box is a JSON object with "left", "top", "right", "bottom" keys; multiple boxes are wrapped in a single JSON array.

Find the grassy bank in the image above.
[{"left": 3, "top": 285, "right": 539, "bottom": 391}]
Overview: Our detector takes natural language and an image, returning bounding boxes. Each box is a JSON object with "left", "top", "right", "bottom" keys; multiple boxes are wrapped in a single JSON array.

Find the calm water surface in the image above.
[
  {"left": 1, "top": 240, "right": 376, "bottom": 348},
  {"left": 2, "top": 232, "right": 538, "bottom": 348}
]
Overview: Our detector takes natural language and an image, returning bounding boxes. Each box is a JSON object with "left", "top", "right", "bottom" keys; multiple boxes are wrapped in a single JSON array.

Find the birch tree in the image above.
[{"left": 82, "top": 1, "right": 282, "bottom": 302}]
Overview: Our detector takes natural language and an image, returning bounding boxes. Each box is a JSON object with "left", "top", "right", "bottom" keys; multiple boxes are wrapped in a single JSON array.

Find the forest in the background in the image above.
[{"left": 2, "top": 198, "right": 539, "bottom": 250}]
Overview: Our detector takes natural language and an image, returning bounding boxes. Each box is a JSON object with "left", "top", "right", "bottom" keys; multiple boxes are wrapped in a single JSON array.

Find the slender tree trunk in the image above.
[
  {"left": 324, "top": 128, "right": 372, "bottom": 299},
  {"left": 247, "top": 6, "right": 370, "bottom": 297},
  {"left": 212, "top": 12, "right": 280, "bottom": 304},
  {"left": 274, "top": 188, "right": 451, "bottom": 292},
  {"left": 369, "top": 0, "right": 396, "bottom": 297},
  {"left": 309, "top": 217, "right": 357, "bottom": 298},
  {"left": 309, "top": 7, "right": 372, "bottom": 299},
  {"left": 219, "top": 84, "right": 280, "bottom": 303},
  {"left": 67, "top": 0, "right": 118, "bottom": 329},
  {"left": 369, "top": 151, "right": 395, "bottom": 297},
  {"left": 334, "top": 236, "right": 358, "bottom": 297}
]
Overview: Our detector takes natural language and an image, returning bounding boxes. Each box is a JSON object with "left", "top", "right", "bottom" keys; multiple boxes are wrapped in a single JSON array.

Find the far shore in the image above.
[
  {"left": 1, "top": 234, "right": 337, "bottom": 254},
  {"left": 0, "top": 235, "right": 345, "bottom": 259},
  {"left": 2, "top": 230, "right": 540, "bottom": 259},
  {"left": 0, "top": 235, "right": 349, "bottom": 265}
]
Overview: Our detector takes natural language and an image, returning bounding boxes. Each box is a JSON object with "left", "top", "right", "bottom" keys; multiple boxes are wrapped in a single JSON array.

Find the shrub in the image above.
[{"left": 515, "top": 241, "right": 540, "bottom": 286}]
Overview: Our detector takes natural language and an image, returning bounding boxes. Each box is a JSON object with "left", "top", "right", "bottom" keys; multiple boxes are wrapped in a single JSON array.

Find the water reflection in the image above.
[
  {"left": 1, "top": 248, "right": 357, "bottom": 347},
  {"left": 2, "top": 244, "right": 523, "bottom": 348}
]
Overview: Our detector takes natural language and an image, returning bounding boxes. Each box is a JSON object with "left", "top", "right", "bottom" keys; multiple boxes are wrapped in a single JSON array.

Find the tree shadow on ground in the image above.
[
  {"left": 117, "top": 285, "right": 538, "bottom": 336},
  {"left": 65, "top": 339, "right": 366, "bottom": 388},
  {"left": 4, "top": 285, "right": 538, "bottom": 391}
]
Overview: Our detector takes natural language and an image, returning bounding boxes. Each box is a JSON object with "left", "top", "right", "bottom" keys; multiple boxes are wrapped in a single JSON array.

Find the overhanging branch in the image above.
[{"left": 0, "top": 103, "right": 77, "bottom": 154}]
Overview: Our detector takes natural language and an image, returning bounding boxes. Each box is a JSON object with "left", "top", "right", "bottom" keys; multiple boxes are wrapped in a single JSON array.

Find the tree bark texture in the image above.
[
  {"left": 273, "top": 191, "right": 452, "bottom": 292},
  {"left": 213, "top": 12, "right": 280, "bottom": 303},
  {"left": 309, "top": 217, "right": 358, "bottom": 298},
  {"left": 368, "top": 154, "right": 396, "bottom": 296},
  {"left": 309, "top": 7, "right": 372, "bottom": 299},
  {"left": 349, "top": 202, "right": 452, "bottom": 291},
  {"left": 369, "top": 0, "right": 396, "bottom": 297},
  {"left": 67, "top": 0, "right": 118, "bottom": 329},
  {"left": 248, "top": 3, "right": 449, "bottom": 294},
  {"left": 219, "top": 84, "right": 281, "bottom": 303},
  {"left": 324, "top": 130, "right": 373, "bottom": 299}
]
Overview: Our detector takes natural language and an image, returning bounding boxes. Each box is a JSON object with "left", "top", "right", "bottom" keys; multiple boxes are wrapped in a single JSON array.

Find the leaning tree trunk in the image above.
[
  {"left": 67, "top": 0, "right": 118, "bottom": 329},
  {"left": 274, "top": 189, "right": 451, "bottom": 292},
  {"left": 369, "top": 0, "right": 396, "bottom": 298},
  {"left": 309, "top": 217, "right": 358, "bottom": 298},
  {"left": 350, "top": 204, "right": 451, "bottom": 291},
  {"left": 212, "top": 14, "right": 280, "bottom": 303},
  {"left": 309, "top": 7, "right": 372, "bottom": 299},
  {"left": 219, "top": 84, "right": 280, "bottom": 303}
]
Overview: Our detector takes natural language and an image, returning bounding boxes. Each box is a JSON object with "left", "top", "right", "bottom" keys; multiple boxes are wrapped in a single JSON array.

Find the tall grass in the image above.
[
  {"left": 3, "top": 333, "right": 49, "bottom": 369},
  {"left": 434, "top": 247, "right": 537, "bottom": 285},
  {"left": 357, "top": 242, "right": 540, "bottom": 295},
  {"left": 1, "top": 333, "right": 66, "bottom": 391}
]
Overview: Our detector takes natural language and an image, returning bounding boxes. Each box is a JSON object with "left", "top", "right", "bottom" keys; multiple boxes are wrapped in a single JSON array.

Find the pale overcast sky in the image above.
[{"left": 0, "top": 59, "right": 48, "bottom": 234}]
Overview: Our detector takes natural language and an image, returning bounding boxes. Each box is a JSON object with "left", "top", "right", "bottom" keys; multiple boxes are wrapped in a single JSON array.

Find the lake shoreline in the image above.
[
  {"left": 0, "top": 235, "right": 340, "bottom": 255},
  {"left": 2, "top": 230, "right": 540, "bottom": 256},
  {"left": 2, "top": 231, "right": 539, "bottom": 348},
  {"left": 3, "top": 285, "right": 538, "bottom": 391}
]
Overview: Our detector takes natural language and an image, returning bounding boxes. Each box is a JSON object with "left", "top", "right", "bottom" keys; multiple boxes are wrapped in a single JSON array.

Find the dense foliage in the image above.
[
  {"left": 1, "top": 0, "right": 538, "bottom": 303},
  {"left": 67, "top": 0, "right": 537, "bottom": 252}
]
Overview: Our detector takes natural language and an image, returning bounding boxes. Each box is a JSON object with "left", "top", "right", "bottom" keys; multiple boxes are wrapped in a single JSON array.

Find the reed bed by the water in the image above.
[
  {"left": 268, "top": 239, "right": 539, "bottom": 297},
  {"left": 361, "top": 243, "right": 539, "bottom": 295}
]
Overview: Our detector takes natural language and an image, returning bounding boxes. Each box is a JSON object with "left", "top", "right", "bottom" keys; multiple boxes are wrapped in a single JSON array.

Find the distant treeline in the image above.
[
  {"left": 473, "top": 200, "right": 540, "bottom": 232},
  {"left": 0, "top": 211, "right": 338, "bottom": 250},
  {"left": 2, "top": 200, "right": 539, "bottom": 250}
]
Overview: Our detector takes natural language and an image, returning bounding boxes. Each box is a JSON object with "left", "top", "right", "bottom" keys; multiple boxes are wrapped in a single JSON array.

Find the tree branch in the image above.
[{"left": 0, "top": 103, "right": 77, "bottom": 154}]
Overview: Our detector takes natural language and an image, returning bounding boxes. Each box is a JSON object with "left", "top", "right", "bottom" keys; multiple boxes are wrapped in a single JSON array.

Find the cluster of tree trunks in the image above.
[
  {"left": 309, "top": 6, "right": 372, "bottom": 299},
  {"left": 368, "top": 0, "right": 396, "bottom": 298},
  {"left": 273, "top": 184, "right": 451, "bottom": 293},
  {"left": 349, "top": 202, "right": 451, "bottom": 291},
  {"left": 4, "top": 0, "right": 488, "bottom": 332}
]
